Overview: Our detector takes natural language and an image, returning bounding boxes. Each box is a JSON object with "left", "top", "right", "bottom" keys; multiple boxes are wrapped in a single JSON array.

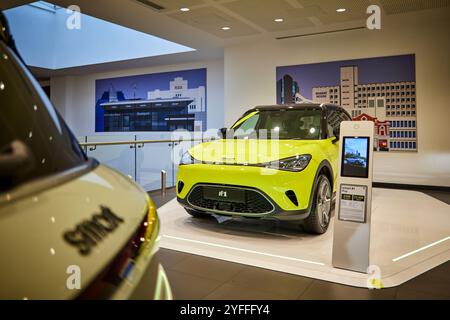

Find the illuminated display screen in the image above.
[{"left": 341, "top": 137, "right": 370, "bottom": 178}]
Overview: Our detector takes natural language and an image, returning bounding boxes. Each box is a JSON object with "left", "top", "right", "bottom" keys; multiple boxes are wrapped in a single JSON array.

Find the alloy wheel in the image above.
[{"left": 316, "top": 178, "right": 331, "bottom": 228}]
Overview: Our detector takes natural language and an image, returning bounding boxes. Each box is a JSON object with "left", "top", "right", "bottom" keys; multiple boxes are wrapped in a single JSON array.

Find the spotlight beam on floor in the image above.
[
  {"left": 392, "top": 236, "right": 450, "bottom": 262},
  {"left": 163, "top": 235, "right": 326, "bottom": 266}
]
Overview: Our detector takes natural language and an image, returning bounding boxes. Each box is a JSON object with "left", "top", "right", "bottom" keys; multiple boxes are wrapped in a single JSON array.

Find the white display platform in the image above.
[{"left": 158, "top": 188, "right": 450, "bottom": 288}]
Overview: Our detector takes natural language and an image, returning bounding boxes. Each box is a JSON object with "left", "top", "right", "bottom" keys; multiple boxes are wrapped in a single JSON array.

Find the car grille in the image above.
[{"left": 187, "top": 185, "right": 274, "bottom": 215}]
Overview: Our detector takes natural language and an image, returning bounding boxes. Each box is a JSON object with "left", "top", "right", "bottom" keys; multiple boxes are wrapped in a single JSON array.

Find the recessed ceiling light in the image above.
[
  {"left": 180, "top": 7, "right": 190, "bottom": 12},
  {"left": 274, "top": 18, "right": 284, "bottom": 22},
  {"left": 221, "top": 26, "right": 231, "bottom": 30},
  {"left": 336, "top": 8, "right": 346, "bottom": 13}
]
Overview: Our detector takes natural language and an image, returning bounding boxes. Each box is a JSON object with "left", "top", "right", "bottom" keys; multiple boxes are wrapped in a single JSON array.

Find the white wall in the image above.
[
  {"left": 224, "top": 9, "right": 450, "bottom": 187},
  {"left": 51, "top": 59, "right": 224, "bottom": 136}
]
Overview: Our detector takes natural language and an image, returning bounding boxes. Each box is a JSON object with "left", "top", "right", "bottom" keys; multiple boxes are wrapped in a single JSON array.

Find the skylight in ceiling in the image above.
[{"left": 4, "top": 1, "right": 195, "bottom": 69}]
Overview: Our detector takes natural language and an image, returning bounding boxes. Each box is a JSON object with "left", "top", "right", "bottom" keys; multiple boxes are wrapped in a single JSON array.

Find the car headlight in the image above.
[
  {"left": 265, "top": 154, "right": 312, "bottom": 172},
  {"left": 140, "top": 194, "right": 159, "bottom": 254},
  {"left": 179, "top": 151, "right": 199, "bottom": 165}
]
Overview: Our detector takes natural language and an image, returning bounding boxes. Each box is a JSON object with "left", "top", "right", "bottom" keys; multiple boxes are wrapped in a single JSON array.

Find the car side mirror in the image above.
[
  {"left": 332, "top": 127, "right": 340, "bottom": 144},
  {"left": 218, "top": 127, "right": 228, "bottom": 139}
]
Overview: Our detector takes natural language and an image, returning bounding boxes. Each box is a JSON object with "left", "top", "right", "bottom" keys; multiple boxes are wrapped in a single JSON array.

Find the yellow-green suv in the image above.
[{"left": 177, "top": 104, "right": 352, "bottom": 234}]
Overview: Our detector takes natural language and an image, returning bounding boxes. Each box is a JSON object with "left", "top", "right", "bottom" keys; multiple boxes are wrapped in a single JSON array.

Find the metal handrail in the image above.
[
  {"left": 79, "top": 138, "right": 209, "bottom": 150},
  {"left": 79, "top": 138, "right": 206, "bottom": 147}
]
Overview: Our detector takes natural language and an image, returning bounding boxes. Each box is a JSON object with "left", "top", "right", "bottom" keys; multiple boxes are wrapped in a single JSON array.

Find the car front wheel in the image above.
[{"left": 303, "top": 174, "right": 332, "bottom": 234}]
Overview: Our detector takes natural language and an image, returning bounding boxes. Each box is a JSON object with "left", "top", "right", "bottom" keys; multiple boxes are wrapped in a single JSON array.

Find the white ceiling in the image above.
[
  {"left": 138, "top": 0, "right": 450, "bottom": 39},
  {"left": 2, "top": 0, "right": 449, "bottom": 77}
]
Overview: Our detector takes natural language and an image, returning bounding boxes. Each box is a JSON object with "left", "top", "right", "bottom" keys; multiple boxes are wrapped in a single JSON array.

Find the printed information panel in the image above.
[{"left": 338, "top": 184, "right": 367, "bottom": 223}]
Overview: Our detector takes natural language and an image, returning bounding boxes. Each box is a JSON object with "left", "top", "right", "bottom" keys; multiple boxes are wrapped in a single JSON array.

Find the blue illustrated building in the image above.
[{"left": 95, "top": 70, "right": 207, "bottom": 132}]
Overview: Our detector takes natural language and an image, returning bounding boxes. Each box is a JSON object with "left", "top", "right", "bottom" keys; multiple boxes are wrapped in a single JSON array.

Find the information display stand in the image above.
[{"left": 332, "top": 121, "right": 374, "bottom": 273}]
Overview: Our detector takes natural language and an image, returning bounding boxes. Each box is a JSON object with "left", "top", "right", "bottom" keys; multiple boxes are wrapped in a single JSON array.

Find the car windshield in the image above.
[
  {"left": 0, "top": 40, "right": 87, "bottom": 194},
  {"left": 232, "top": 109, "right": 322, "bottom": 140}
]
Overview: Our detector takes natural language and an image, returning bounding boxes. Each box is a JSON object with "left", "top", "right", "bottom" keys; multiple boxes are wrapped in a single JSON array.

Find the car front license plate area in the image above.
[{"left": 203, "top": 186, "right": 246, "bottom": 204}]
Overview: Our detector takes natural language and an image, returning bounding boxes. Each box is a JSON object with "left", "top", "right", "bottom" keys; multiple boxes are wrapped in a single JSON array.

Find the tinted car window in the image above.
[
  {"left": 340, "top": 110, "right": 352, "bottom": 121},
  {"left": 233, "top": 109, "right": 322, "bottom": 140},
  {"left": 327, "top": 109, "right": 351, "bottom": 138},
  {"left": 0, "top": 41, "right": 86, "bottom": 193}
]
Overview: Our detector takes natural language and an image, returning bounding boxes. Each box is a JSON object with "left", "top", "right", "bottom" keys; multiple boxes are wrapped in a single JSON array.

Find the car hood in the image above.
[{"left": 189, "top": 139, "right": 318, "bottom": 164}]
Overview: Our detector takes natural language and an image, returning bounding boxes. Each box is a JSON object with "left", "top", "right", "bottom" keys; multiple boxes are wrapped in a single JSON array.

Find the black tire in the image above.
[
  {"left": 303, "top": 174, "right": 332, "bottom": 234},
  {"left": 185, "top": 208, "right": 208, "bottom": 218}
]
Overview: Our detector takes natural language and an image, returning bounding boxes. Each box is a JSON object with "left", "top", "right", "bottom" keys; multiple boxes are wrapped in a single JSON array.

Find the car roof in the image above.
[
  {"left": 0, "top": 11, "right": 22, "bottom": 60},
  {"left": 0, "top": 12, "right": 10, "bottom": 44},
  {"left": 246, "top": 103, "right": 347, "bottom": 114}
]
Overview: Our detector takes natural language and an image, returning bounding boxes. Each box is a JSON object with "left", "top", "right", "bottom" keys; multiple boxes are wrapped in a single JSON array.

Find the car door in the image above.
[{"left": 324, "top": 109, "right": 342, "bottom": 190}]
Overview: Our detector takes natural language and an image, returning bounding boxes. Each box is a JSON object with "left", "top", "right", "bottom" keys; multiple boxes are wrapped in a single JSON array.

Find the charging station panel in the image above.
[{"left": 332, "top": 121, "right": 374, "bottom": 273}]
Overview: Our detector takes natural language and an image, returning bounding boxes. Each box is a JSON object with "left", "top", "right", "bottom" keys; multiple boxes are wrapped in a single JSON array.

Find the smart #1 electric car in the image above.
[
  {"left": 0, "top": 13, "right": 171, "bottom": 299},
  {"left": 177, "top": 104, "right": 352, "bottom": 234}
]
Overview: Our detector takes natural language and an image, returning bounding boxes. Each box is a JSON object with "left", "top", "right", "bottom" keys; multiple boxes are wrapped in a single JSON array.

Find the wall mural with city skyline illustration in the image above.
[
  {"left": 95, "top": 68, "right": 207, "bottom": 132},
  {"left": 276, "top": 54, "right": 417, "bottom": 152}
]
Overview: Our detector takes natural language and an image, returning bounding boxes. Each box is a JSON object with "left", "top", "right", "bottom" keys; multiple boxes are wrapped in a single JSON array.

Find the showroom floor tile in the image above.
[
  {"left": 204, "top": 283, "right": 296, "bottom": 300},
  {"left": 395, "top": 288, "right": 450, "bottom": 300},
  {"left": 398, "top": 272, "right": 450, "bottom": 298},
  {"left": 152, "top": 187, "right": 450, "bottom": 300},
  {"left": 159, "top": 248, "right": 450, "bottom": 300},
  {"left": 164, "top": 268, "right": 225, "bottom": 300},
  {"left": 299, "top": 280, "right": 398, "bottom": 300},
  {"left": 425, "top": 190, "right": 450, "bottom": 205},
  {"left": 149, "top": 187, "right": 177, "bottom": 208},
  {"left": 158, "top": 246, "right": 191, "bottom": 267},
  {"left": 228, "top": 266, "right": 313, "bottom": 298},
  {"left": 170, "top": 254, "right": 246, "bottom": 283}
]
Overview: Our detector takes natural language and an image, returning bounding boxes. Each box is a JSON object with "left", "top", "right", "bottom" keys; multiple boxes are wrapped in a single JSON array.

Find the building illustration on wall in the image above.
[
  {"left": 95, "top": 68, "right": 207, "bottom": 132},
  {"left": 277, "top": 75, "right": 299, "bottom": 104},
  {"left": 276, "top": 55, "right": 417, "bottom": 152}
]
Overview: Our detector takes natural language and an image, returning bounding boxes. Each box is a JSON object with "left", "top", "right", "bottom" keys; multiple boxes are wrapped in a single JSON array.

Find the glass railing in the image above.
[{"left": 77, "top": 131, "right": 217, "bottom": 192}]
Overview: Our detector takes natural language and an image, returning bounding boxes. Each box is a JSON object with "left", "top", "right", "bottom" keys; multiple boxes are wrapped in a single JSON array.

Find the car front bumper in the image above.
[{"left": 176, "top": 162, "right": 319, "bottom": 221}]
